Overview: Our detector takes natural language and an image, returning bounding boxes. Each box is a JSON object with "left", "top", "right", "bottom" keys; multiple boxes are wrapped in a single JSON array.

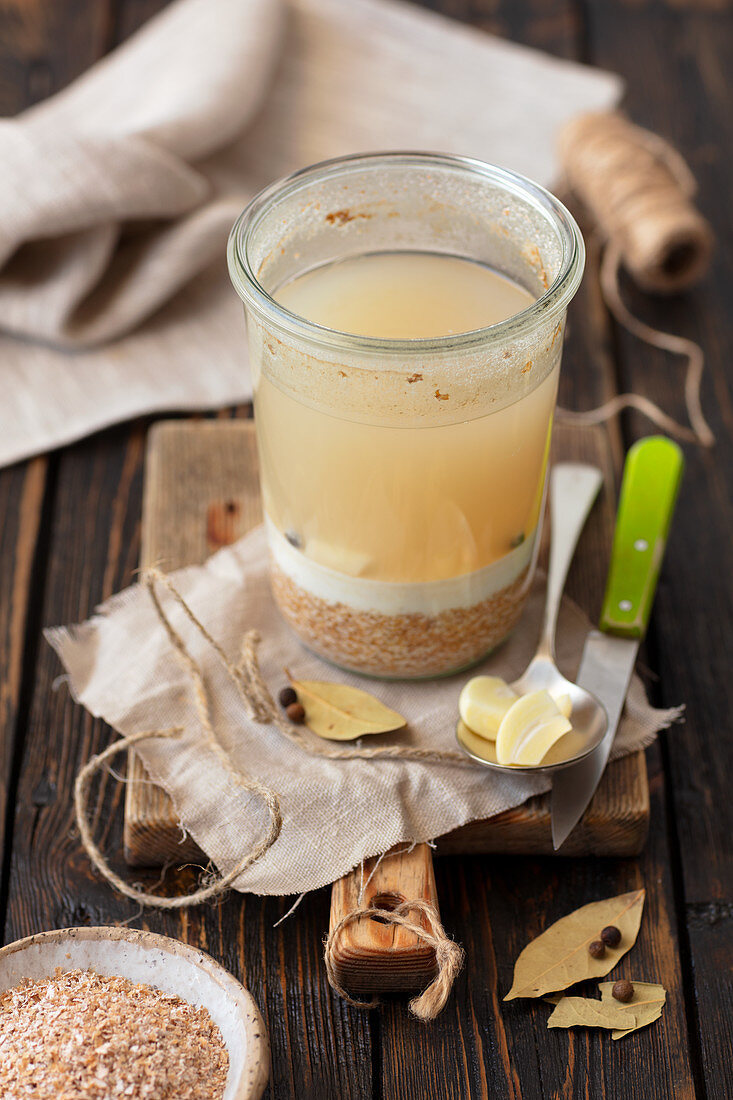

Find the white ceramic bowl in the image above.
[{"left": 0, "top": 926, "right": 269, "bottom": 1100}]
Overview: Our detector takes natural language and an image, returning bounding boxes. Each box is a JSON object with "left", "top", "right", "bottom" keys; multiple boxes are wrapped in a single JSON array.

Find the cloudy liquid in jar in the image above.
[{"left": 257, "top": 252, "right": 554, "bottom": 586}]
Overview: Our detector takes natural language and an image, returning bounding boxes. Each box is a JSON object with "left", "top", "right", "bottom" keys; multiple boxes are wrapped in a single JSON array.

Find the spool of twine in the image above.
[
  {"left": 558, "top": 111, "right": 712, "bottom": 294},
  {"left": 557, "top": 110, "right": 715, "bottom": 447}
]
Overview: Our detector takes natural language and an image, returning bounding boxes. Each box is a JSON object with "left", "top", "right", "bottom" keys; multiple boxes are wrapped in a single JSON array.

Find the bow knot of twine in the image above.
[{"left": 74, "top": 569, "right": 467, "bottom": 1018}]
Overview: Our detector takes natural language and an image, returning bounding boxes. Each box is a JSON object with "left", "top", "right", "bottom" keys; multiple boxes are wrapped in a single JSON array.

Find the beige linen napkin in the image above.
[
  {"left": 0, "top": 0, "right": 622, "bottom": 467},
  {"left": 47, "top": 526, "right": 679, "bottom": 897}
]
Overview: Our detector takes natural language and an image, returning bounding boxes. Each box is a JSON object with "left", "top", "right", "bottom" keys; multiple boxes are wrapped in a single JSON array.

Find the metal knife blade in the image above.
[{"left": 551, "top": 631, "right": 639, "bottom": 850}]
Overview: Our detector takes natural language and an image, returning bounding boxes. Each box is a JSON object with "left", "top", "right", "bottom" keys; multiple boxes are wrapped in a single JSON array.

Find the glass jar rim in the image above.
[{"left": 227, "top": 151, "right": 585, "bottom": 355}]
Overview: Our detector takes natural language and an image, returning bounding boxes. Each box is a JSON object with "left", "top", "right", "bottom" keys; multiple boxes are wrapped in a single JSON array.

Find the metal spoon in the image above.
[{"left": 456, "top": 463, "right": 608, "bottom": 775}]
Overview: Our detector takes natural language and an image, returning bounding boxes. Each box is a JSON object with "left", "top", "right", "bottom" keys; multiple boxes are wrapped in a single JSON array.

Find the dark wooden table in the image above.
[{"left": 1, "top": 2, "right": 730, "bottom": 1097}]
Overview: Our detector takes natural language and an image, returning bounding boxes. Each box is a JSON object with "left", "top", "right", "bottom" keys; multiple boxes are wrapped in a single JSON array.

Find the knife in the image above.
[{"left": 551, "top": 436, "right": 684, "bottom": 851}]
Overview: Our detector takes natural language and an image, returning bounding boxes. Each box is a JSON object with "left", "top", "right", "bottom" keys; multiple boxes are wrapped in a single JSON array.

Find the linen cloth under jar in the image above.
[{"left": 228, "top": 153, "right": 585, "bottom": 678}]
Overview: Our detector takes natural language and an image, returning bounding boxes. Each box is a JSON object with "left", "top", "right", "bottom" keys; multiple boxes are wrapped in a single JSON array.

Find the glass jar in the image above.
[{"left": 228, "top": 153, "right": 584, "bottom": 678}]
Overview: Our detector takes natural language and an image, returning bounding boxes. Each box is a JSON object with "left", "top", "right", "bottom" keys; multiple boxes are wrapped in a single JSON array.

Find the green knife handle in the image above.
[{"left": 600, "top": 436, "right": 684, "bottom": 638}]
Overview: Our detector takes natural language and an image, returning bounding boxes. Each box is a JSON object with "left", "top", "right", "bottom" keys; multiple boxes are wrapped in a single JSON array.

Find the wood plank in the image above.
[
  {"left": 585, "top": 1, "right": 733, "bottom": 1095},
  {"left": 0, "top": 461, "right": 46, "bottom": 878},
  {"left": 0, "top": 0, "right": 99, "bottom": 926},
  {"left": 0, "top": 0, "right": 113, "bottom": 113},
  {"left": 377, "top": 744, "right": 694, "bottom": 1100},
  {"left": 437, "top": 750, "right": 649, "bottom": 856},
  {"left": 4, "top": 424, "right": 148, "bottom": 940}
]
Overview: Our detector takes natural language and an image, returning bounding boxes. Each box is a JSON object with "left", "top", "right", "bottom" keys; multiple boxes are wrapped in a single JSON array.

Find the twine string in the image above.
[
  {"left": 356, "top": 842, "right": 418, "bottom": 907},
  {"left": 75, "top": 727, "right": 283, "bottom": 910},
  {"left": 558, "top": 111, "right": 712, "bottom": 291},
  {"left": 557, "top": 110, "right": 715, "bottom": 447},
  {"left": 235, "top": 630, "right": 467, "bottom": 766},
  {"left": 74, "top": 570, "right": 288, "bottom": 911},
  {"left": 143, "top": 568, "right": 470, "bottom": 765}
]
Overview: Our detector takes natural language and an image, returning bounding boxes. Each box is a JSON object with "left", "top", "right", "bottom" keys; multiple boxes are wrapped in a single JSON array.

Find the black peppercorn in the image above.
[
  {"left": 588, "top": 940, "right": 606, "bottom": 959},
  {"left": 612, "top": 980, "right": 634, "bottom": 1003},
  {"left": 601, "top": 925, "right": 622, "bottom": 948},
  {"left": 286, "top": 702, "right": 306, "bottom": 724},
  {"left": 278, "top": 686, "right": 298, "bottom": 708}
]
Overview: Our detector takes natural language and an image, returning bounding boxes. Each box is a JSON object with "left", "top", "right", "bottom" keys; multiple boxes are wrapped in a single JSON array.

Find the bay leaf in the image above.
[
  {"left": 289, "top": 677, "right": 407, "bottom": 741},
  {"left": 504, "top": 889, "right": 645, "bottom": 1000},
  {"left": 599, "top": 980, "right": 667, "bottom": 1039},
  {"left": 547, "top": 996, "right": 636, "bottom": 1032}
]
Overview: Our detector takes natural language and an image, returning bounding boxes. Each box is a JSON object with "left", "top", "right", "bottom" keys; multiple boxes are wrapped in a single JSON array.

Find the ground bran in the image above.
[{"left": 0, "top": 968, "right": 229, "bottom": 1099}]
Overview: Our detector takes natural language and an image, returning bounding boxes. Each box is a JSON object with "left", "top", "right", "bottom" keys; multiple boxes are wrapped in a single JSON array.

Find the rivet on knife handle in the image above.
[{"left": 600, "top": 436, "right": 684, "bottom": 639}]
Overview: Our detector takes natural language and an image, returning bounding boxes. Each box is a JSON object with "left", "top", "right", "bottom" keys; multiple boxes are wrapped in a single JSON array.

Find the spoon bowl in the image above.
[
  {"left": 456, "top": 465, "right": 609, "bottom": 775},
  {"left": 457, "top": 658, "right": 607, "bottom": 775}
]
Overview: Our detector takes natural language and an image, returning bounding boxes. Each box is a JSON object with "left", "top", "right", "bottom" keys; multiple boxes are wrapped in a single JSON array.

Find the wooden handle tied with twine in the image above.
[{"left": 324, "top": 898, "right": 464, "bottom": 1021}]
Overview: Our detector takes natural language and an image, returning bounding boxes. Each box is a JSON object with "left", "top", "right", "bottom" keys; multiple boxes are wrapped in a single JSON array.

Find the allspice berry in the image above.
[
  {"left": 612, "top": 980, "right": 634, "bottom": 1003},
  {"left": 601, "top": 925, "right": 622, "bottom": 948},
  {"left": 588, "top": 940, "right": 606, "bottom": 959},
  {"left": 286, "top": 701, "right": 306, "bottom": 724},
  {"left": 278, "top": 686, "right": 298, "bottom": 708}
]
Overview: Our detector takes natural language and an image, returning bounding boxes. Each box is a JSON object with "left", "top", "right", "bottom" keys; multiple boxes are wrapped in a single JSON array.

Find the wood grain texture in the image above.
[
  {"left": 0, "top": 0, "right": 113, "bottom": 113},
  {"left": 0, "top": 460, "right": 46, "bottom": 873},
  {"left": 383, "top": 752, "right": 695, "bottom": 1100},
  {"left": 0, "top": 0, "right": 97, "bottom": 928},
  {"left": 436, "top": 751, "right": 649, "bottom": 856},
  {"left": 585, "top": 1, "right": 733, "bottom": 1095}
]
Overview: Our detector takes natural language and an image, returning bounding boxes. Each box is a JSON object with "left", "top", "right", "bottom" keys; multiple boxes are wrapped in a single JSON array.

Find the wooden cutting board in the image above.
[{"left": 124, "top": 418, "right": 648, "bottom": 992}]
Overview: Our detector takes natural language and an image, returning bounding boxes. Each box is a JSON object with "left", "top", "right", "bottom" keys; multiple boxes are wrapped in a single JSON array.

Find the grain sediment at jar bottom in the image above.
[{"left": 271, "top": 563, "right": 530, "bottom": 678}]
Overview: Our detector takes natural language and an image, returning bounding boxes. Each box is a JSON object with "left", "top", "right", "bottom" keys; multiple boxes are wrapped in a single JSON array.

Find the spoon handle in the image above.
[{"left": 537, "top": 464, "right": 604, "bottom": 659}]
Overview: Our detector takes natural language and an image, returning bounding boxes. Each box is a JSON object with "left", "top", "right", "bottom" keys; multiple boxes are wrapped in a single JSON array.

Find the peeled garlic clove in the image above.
[
  {"left": 496, "top": 690, "right": 573, "bottom": 766},
  {"left": 458, "top": 675, "right": 518, "bottom": 741},
  {"left": 552, "top": 692, "right": 573, "bottom": 719},
  {"left": 304, "top": 538, "right": 373, "bottom": 576}
]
